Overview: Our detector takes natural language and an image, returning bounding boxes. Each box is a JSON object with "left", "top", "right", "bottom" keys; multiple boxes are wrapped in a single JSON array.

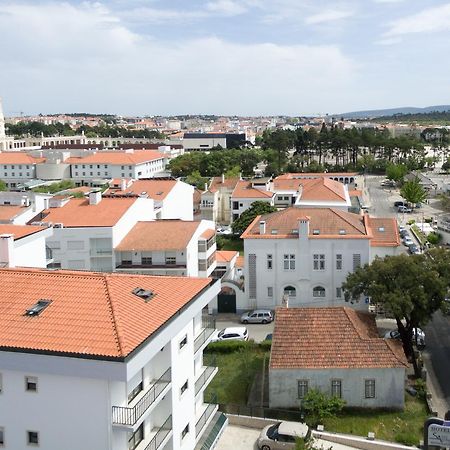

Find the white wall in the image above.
[
  {"left": 14, "top": 228, "right": 53, "bottom": 268},
  {"left": 269, "top": 367, "right": 405, "bottom": 409},
  {"left": 162, "top": 182, "right": 194, "bottom": 221}
]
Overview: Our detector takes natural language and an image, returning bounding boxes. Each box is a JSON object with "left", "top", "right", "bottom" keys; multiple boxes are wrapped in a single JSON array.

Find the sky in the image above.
[{"left": 0, "top": 0, "right": 450, "bottom": 116}]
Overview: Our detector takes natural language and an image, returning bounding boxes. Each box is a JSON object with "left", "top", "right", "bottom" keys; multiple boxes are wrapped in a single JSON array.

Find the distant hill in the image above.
[{"left": 339, "top": 105, "right": 450, "bottom": 119}]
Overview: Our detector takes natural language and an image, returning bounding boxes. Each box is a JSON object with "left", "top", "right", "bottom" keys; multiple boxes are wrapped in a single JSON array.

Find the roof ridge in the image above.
[
  {"left": 330, "top": 208, "right": 365, "bottom": 233},
  {"left": 101, "top": 274, "right": 125, "bottom": 357}
]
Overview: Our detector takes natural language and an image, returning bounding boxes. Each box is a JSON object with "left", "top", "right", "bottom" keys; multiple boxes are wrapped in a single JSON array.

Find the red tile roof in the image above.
[
  {"left": 270, "top": 307, "right": 408, "bottom": 369},
  {"left": 0, "top": 225, "right": 47, "bottom": 240},
  {"left": 208, "top": 177, "right": 240, "bottom": 193},
  {"left": 66, "top": 150, "right": 164, "bottom": 165},
  {"left": 0, "top": 205, "right": 27, "bottom": 222},
  {"left": 367, "top": 217, "right": 400, "bottom": 247},
  {"left": 216, "top": 250, "right": 238, "bottom": 263},
  {"left": 273, "top": 178, "right": 347, "bottom": 202},
  {"left": 106, "top": 179, "right": 178, "bottom": 200},
  {"left": 0, "top": 268, "right": 212, "bottom": 359},
  {"left": 0, "top": 152, "right": 44, "bottom": 164},
  {"left": 276, "top": 172, "right": 357, "bottom": 179},
  {"left": 232, "top": 181, "right": 274, "bottom": 199}
]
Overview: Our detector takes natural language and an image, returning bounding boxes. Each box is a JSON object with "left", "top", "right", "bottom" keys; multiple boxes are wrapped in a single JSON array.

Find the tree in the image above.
[
  {"left": 0, "top": 180, "right": 7, "bottom": 191},
  {"left": 301, "top": 389, "right": 345, "bottom": 428},
  {"left": 400, "top": 179, "right": 427, "bottom": 207},
  {"left": 231, "top": 201, "right": 277, "bottom": 235},
  {"left": 385, "top": 163, "right": 407, "bottom": 182},
  {"left": 185, "top": 170, "right": 208, "bottom": 190},
  {"left": 343, "top": 252, "right": 450, "bottom": 376}
]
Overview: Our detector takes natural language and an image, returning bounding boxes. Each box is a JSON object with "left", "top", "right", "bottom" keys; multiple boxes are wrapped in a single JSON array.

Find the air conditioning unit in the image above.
[{"left": 53, "top": 223, "right": 64, "bottom": 228}]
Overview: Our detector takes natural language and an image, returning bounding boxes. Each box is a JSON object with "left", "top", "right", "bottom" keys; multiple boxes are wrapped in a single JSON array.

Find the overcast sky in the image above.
[{"left": 1, "top": 0, "right": 449, "bottom": 116}]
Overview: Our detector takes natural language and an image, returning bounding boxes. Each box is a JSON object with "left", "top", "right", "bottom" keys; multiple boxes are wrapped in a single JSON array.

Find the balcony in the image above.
[
  {"left": 45, "top": 246, "right": 53, "bottom": 264},
  {"left": 144, "top": 415, "right": 172, "bottom": 450},
  {"left": 195, "top": 360, "right": 218, "bottom": 397},
  {"left": 194, "top": 316, "right": 216, "bottom": 354},
  {"left": 90, "top": 248, "right": 113, "bottom": 257},
  {"left": 196, "top": 396, "right": 218, "bottom": 438},
  {"left": 116, "top": 263, "right": 186, "bottom": 270},
  {"left": 112, "top": 368, "right": 171, "bottom": 426}
]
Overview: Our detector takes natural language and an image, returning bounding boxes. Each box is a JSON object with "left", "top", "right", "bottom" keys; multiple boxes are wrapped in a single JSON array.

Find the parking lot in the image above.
[{"left": 215, "top": 313, "right": 274, "bottom": 343}]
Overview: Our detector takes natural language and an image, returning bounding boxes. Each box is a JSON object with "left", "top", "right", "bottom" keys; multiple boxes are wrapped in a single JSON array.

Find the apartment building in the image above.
[
  {"left": 239, "top": 207, "right": 400, "bottom": 312},
  {"left": 182, "top": 133, "right": 245, "bottom": 151},
  {"left": 0, "top": 152, "right": 44, "bottom": 188},
  {"left": 230, "top": 181, "right": 274, "bottom": 222},
  {"left": 38, "top": 192, "right": 155, "bottom": 271},
  {"left": 0, "top": 268, "right": 224, "bottom": 450},
  {"left": 115, "top": 220, "right": 216, "bottom": 277},
  {"left": 0, "top": 191, "right": 52, "bottom": 225}
]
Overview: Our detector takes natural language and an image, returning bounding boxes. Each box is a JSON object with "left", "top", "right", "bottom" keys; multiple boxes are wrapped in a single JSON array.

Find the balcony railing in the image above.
[
  {"left": 45, "top": 246, "right": 53, "bottom": 261},
  {"left": 90, "top": 248, "right": 113, "bottom": 257},
  {"left": 194, "top": 316, "right": 216, "bottom": 354},
  {"left": 112, "top": 368, "right": 171, "bottom": 426},
  {"left": 196, "top": 396, "right": 218, "bottom": 438},
  {"left": 195, "top": 362, "right": 217, "bottom": 396},
  {"left": 144, "top": 415, "right": 172, "bottom": 450}
]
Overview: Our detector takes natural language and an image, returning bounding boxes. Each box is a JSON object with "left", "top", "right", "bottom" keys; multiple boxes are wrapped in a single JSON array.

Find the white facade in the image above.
[
  {"left": 156, "top": 182, "right": 194, "bottom": 221},
  {"left": 230, "top": 195, "right": 274, "bottom": 222},
  {"left": 0, "top": 191, "right": 51, "bottom": 224},
  {"left": 0, "top": 279, "right": 222, "bottom": 450}
]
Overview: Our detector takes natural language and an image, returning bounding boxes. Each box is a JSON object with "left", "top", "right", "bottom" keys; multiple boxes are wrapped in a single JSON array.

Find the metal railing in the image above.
[
  {"left": 217, "top": 403, "right": 304, "bottom": 422},
  {"left": 195, "top": 361, "right": 217, "bottom": 396},
  {"left": 112, "top": 368, "right": 171, "bottom": 426},
  {"left": 90, "top": 248, "right": 113, "bottom": 257},
  {"left": 45, "top": 246, "right": 53, "bottom": 260},
  {"left": 194, "top": 316, "right": 216, "bottom": 354},
  {"left": 144, "top": 415, "right": 172, "bottom": 450},
  {"left": 195, "top": 396, "right": 218, "bottom": 437}
]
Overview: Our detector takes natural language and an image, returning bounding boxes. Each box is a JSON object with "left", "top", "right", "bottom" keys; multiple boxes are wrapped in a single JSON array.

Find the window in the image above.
[
  {"left": 128, "top": 381, "right": 143, "bottom": 403},
  {"left": 336, "top": 254, "right": 342, "bottom": 270},
  {"left": 297, "top": 380, "right": 308, "bottom": 399},
  {"left": 128, "top": 424, "right": 143, "bottom": 450},
  {"left": 284, "top": 286, "right": 296, "bottom": 297},
  {"left": 365, "top": 379, "right": 375, "bottom": 398},
  {"left": 180, "top": 380, "right": 188, "bottom": 395},
  {"left": 27, "top": 431, "right": 39, "bottom": 446},
  {"left": 283, "top": 254, "right": 295, "bottom": 270},
  {"left": 353, "top": 254, "right": 361, "bottom": 271},
  {"left": 313, "top": 254, "right": 325, "bottom": 270},
  {"left": 141, "top": 256, "right": 152, "bottom": 265},
  {"left": 313, "top": 286, "right": 326, "bottom": 298},
  {"left": 232, "top": 201, "right": 239, "bottom": 209},
  {"left": 25, "top": 376, "right": 37, "bottom": 392},
  {"left": 165, "top": 256, "right": 176, "bottom": 265},
  {"left": 267, "top": 287, "right": 273, "bottom": 297},
  {"left": 179, "top": 335, "right": 187, "bottom": 349},
  {"left": 89, "top": 165, "right": 93, "bottom": 169},
  {"left": 181, "top": 423, "right": 189, "bottom": 440},
  {"left": 336, "top": 287, "right": 342, "bottom": 298},
  {"left": 267, "top": 254, "right": 273, "bottom": 270},
  {"left": 331, "top": 379, "right": 342, "bottom": 398}
]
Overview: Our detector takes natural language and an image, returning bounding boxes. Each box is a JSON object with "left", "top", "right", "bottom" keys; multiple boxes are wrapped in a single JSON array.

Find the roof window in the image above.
[
  {"left": 25, "top": 299, "right": 52, "bottom": 317},
  {"left": 292, "top": 229, "right": 299, "bottom": 234},
  {"left": 132, "top": 287, "right": 155, "bottom": 302},
  {"left": 271, "top": 229, "right": 278, "bottom": 235},
  {"left": 339, "top": 229, "right": 347, "bottom": 235},
  {"left": 313, "top": 229, "right": 320, "bottom": 235},
  {"left": 378, "top": 227, "right": 385, "bottom": 232}
]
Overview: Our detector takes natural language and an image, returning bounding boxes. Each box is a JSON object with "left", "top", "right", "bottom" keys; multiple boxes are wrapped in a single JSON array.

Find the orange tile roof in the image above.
[
  {"left": 276, "top": 172, "right": 357, "bottom": 180},
  {"left": 66, "top": 150, "right": 164, "bottom": 165},
  {"left": 367, "top": 217, "right": 400, "bottom": 247},
  {"left": 106, "top": 179, "right": 178, "bottom": 200},
  {"left": 116, "top": 220, "right": 201, "bottom": 251},
  {"left": 349, "top": 189, "right": 362, "bottom": 197},
  {"left": 0, "top": 205, "right": 28, "bottom": 222},
  {"left": 0, "top": 152, "right": 44, "bottom": 164},
  {"left": 208, "top": 177, "right": 240, "bottom": 193},
  {"left": 200, "top": 228, "right": 216, "bottom": 240},
  {"left": 241, "top": 207, "right": 368, "bottom": 239},
  {"left": 232, "top": 181, "right": 274, "bottom": 199},
  {"left": 40, "top": 197, "right": 138, "bottom": 227},
  {"left": 273, "top": 178, "right": 346, "bottom": 202},
  {"left": 0, "top": 268, "right": 212, "bottom": 359},
  {"left": 235, "top": 255, "right": 244, "bottom": 267},
  {"left": 270, "top": 307, "right": 408, "bottom": 369},
  {"left": 216, "top": 250, "right": 238, "bottom": 263},
  {"left": 0, "top": 224, "right": 47, "bottom": 240}
]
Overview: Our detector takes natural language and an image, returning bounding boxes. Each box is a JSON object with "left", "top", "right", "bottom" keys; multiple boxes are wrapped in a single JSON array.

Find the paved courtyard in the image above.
[{"left": 215, "top": 313, "right": 274, "bottom": 343}]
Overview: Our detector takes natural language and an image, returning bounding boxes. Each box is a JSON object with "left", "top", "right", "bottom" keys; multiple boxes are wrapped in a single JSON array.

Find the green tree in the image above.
[
  {"left": 231, "top": 201, "right": 277, "bottom": 235},
  {"left": 0, "top": 180, "right": 7, "bottom": 191},
  {"left": 301, "top": 389, "right": 345, "bottom": 428},
  {"left": 400, "top": 179, "right": 427, "bottom": 207},
  {"left": 185, "top": 170, "right": 208, "bottom": 190},
  {"left": 386, "top": 164, "right": 407, "bottom": 182},
  {"left": 442, "top": 159, "right": 450, "bottom": 172},
  {"left": 343, "top": 252, "right": 449, "bottom": 376}
]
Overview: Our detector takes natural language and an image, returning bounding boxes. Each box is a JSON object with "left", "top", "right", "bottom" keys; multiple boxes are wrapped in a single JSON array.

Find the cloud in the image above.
[
  {"left": 205, "top": 0, "right": 248, "bottom": 16},
  {"left": 384, "top": 3, "right": 450, "bottom": 36},
  {"left": 0, "top": 1, "right": 357, "bottom": 115},
  {"left": 374, "top": 0, "right": 405, "bottom": 3},
  {"left": 305, "top": 9, "right": 354, "bottom": 25}
]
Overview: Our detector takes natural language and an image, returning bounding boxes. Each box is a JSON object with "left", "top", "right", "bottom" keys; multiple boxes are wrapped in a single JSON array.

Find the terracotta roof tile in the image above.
[
  {"left": 106, "top": 179, "right": 178, "bottom": 200},
  {"left": 367, "top": 217, "right": 400, "bottom": 247},
  {"left": 276, "top": 172, "right": 357, "bottom": 179},
  {"left": 232, "top": 181, "right": 274, "bottom": 199},
  {"left": 208, "top": 177, "right": 240, "bottom": 193},
  {"left": 235, "top": 255, "right": 244, "bottom": 267},
  {"left": 0, "top": 224, "right": 47, "bottom": 240},
  {"left": 270, "top": 307, "right": 408, "bottom": 369},
  {"left": 0, "top": 152, "right": 44, "bottom": 164},
  {"left": 216, "top": 250, "right": 238, "bottom": 263},
  {"left": 273, "top": 178, "right": 346, "bottom": 202},
  {"left": 116, "top": 220, "right": 202, "bottom": 251},
  {"left": 0, "top": 268, "right": 212, "bottom": 359},
  {"left": 0, "top": 205, "right": 28, "bottom": 222}
]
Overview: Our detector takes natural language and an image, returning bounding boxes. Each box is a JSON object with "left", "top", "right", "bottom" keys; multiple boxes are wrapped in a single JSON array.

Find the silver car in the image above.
[
  {"left": 240, "top": 310, "right": 273, "bottom": 324},
  {"left": 258, "top": 421, "right": 310, "bottom": 450}
]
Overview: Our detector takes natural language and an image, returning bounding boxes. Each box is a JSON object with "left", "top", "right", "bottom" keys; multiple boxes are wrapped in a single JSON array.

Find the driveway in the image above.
[
  {"left": 215, "top": 425, "right": 260, "bottom": 450},
  {"left": 215, "top": 313, "right": 274, "bottom": 343}
]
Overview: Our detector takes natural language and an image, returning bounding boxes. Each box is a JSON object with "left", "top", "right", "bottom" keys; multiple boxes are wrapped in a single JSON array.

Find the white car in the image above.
[
  {"left": 210, "top": 327, "right": 249, "bottom": 343},
  {"left": 258, "top": 421, "right": 310, "bottom": 450},
  {"left": 384, "top": 328, "right": 425, "bottom": 347},
  {"left": 403, "top": 236, "right": 414, "bottom": 246}
]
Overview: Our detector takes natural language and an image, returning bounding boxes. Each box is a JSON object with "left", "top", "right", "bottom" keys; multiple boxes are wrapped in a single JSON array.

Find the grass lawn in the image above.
[
  {"left": 216, "top": 236, "right": 244, "bottom": 255},
  {"left": 204, "top": 345, "right": 269, "bottom": 404},
  {"left": 323, "top": 394, "right": 428, "bottom": 446}
]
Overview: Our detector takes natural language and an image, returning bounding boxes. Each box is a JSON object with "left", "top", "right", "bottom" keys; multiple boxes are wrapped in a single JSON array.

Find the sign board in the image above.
[{"left": 428, "top": 423, "right": 450, "bottom": 447}]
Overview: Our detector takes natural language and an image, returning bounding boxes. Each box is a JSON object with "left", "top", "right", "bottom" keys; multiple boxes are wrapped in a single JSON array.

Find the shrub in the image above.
[
  {"left": 415, "top": 379, "right": 427, "bottom": 400},
  {"left": 407, "top": 219, "right": 415, "bottom": 225},
  {"left": 301, "top": 389, "right": 346, "bottom": 428},
  {"left": 259, "top": 340, "right": 272, "bottom": 351},
  {"left": 427, "top": 232, "right": 441, "bottom": 245},
  {"left": 205, "top": 340, "right": 256, "bottom": 354},
  {"left": 394, "top": 432, "right": 418, "bottom": 446}
]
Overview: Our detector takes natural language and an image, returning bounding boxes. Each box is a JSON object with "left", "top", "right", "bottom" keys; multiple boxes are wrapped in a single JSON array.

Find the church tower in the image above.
[{"left": 0, "top": 97, "right": 6, "bottom": 150}]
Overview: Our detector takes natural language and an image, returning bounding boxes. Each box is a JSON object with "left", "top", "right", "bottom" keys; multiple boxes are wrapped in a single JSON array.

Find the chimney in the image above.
[
  {"left": 89, "top": 190, "right": 102, "bottom": 205},
  {"left": 221, "top": 173, "right": 225, "bottom": 183},
  {"left": 120, "top": 178, "right": 127, "bottom": 191},
  {"left": 298, "top": 217, "right": 309, "bottom": 237},
  {"left": 204, "top": 183, "right": 208, "bottom": 192},
  {"left": 239, "top": 172, "right": 242, "bottom": 181},
  {"left": 259, "top": 220, "right": 266, "bottom": 235},
  {"left": 0, "top": 234, "right": 15, "bottom": 268}
]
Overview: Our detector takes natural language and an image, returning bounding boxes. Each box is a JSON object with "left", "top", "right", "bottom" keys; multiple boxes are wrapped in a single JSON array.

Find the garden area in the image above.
[{"left": 216, "top": 235, "right": 244, "bottom": 255}]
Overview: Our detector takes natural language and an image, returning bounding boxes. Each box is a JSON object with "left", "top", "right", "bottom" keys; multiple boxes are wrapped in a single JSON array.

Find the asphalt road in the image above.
[{"left": 423, "top": 312, "right": 450, "bottom": 414}]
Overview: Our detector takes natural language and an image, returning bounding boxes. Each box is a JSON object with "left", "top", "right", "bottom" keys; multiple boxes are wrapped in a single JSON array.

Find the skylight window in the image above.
[
  {"left": 313, "top": 229, "right": 320, "bottom": 235},
  {"left": 378, "top": 227, "right": 385, "bottom": 232},
  {"left": 271, "top": 229, "right": 278, "bottom": 235},
  {"left": 132, "top": 287, "right": 155, "bottom": 302},
  {"left": 25, "top": 299, "right": 52, "bottom": 317},
  {"left": 339, "top": 229, "right": 346, "bottom": 235}
]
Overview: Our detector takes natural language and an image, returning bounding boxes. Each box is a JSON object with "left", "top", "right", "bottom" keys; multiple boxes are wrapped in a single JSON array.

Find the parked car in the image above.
[
  {"left": 399, "top": 229, "right": 409, "bottom": 238},
  {"left": 403, "top": 236, "right": 414, "bottom": 246},
  {"left": 398, "top": 205, "right": 412, "bottom": 213},
  {"left": 210, "top": 327, "right": 249, "bottom": 343},
  {"left": 264, "top": 333, "right": 273, "bottom": 341},
  {"left": 384, "top": 328, "right": 425, "bottom": 347},
  {"left": 241, "top": 310, "right": 274, "bottom": 324},
  {"left": 258, "top": 421, "right": 310, "bottom": 450},
  {"left": 408, "top": 244, "right": 420, "bottom": 255},
  {"left": 381, "top": 179, "right": 396, "bottom": 187},
  {"left": 394, "top": 201, "right": 405, "bottom": 207},
  {"left": 399, "top": 225, "right": 406, "bottom": 234}
]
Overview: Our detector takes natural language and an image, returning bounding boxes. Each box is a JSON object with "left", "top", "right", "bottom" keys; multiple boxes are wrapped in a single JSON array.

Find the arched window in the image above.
[
  {"left": 313, "top": 286, "right": 326, "bottom": 298},
  {"left": 284, "top": 286, "right": 296, "bottom": 297}
]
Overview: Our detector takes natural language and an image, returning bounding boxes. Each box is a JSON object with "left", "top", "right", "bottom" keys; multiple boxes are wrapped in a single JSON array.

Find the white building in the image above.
[
  {"left": 230, "top": 180, "right": 274, "bottom": 222},
  {"left": 115, "top": 220, "right": 216, "bottom": 277},
  {"left": 238, "top": 207, "right": 400, "bottom": 312},
  {"left": 0, "top": 224, "right": 53, "bottom": 268},
  {"left": 0, "top": 152, "right": 44, "bottom": 188},
  {"left": 40, "top": 192, "right": 155, "bottom": 271},
  {"left": 0, "top": 267, "right": 224, "bottom": 450},
  {"left": 269, "top": 307, "right": 408, "bottom": 410},
  {"left": 0, "top": 191, "right": 52, "bottom": 225}
]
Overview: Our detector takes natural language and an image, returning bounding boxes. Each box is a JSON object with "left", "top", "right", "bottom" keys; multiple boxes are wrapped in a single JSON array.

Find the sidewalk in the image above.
[{"left": 423, "top": 354, "right": 450, "bottom": 418}]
